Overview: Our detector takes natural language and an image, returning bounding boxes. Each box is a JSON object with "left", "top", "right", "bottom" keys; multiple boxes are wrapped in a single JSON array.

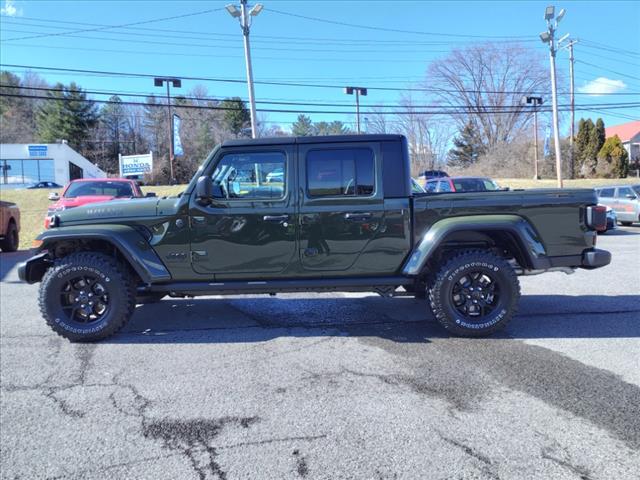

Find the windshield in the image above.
[
  {"left": 64, "top": 181, "right": 134, "bottom": 198},
  {"left": 633, "top": 186, "right": 640, "bottom": 197}
]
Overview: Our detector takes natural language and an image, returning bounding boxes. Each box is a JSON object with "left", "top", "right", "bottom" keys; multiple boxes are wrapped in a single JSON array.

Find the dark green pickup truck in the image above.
[{"left": 19, "top": 134, "right": 611, "bottom": 341}]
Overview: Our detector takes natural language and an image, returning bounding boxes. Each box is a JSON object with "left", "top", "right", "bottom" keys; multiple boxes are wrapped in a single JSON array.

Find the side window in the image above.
[
  {"left": 438, "top": 180, "right": 453, "bottom": 192},
  {"left": 617, "top": 187, "right": 635, "bottom": 198},
  {"left": 212, "top": 151, "right": 286, "bottom": 200},
  {"left": 599, "top": 188, "right": 614, "bottom": 198},
  {"left": 306, "top": 148, "right": 375, "bottom": 197}
]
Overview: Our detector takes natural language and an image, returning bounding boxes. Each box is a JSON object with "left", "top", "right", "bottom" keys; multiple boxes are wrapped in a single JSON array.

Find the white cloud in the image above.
[
  {"left": 0, "top": 0, "right": 22, "bottom": 17},
  {"left": 577, "top": 77, "right": 627, "bottom": 96}
]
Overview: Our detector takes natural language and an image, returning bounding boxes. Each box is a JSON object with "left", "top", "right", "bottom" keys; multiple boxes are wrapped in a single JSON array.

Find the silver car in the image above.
[{"left": 596, "top": 185, "right": 640, "bottom": 226}]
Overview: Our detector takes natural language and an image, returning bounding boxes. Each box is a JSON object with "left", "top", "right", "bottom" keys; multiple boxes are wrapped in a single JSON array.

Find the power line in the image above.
[
  {"left": 267, "top": 8, "right": 537, "bottom": 39},
  {"left": 4, "top": 64, "right": 640, "bottom": 97},
  {"left": 2, "top": 92, "right": 638, "bottom": 116},
  {"left": 5, "top": 84, "right": 638, "bottom": 110},
  {"left": 1, "top": 7, "right": 225, "bottom": 42},
  {"left": 575, "top": 60, "right": 640, "bottom": 82}
]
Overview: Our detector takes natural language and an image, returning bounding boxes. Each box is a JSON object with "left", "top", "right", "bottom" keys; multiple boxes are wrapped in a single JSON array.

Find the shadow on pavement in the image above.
[
  {"left": 0, "top": 250, "right": 31, "bottom": 282},
  {"left": 601, "top": 228, "right": 640, "bottom": 236},
  {"left": 107, "top": 294, "right": 640, "bottom": 344}
]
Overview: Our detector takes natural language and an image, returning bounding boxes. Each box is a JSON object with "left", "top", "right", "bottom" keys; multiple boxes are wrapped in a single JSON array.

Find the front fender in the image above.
[
  {"left": 34, "top": 225, "right": 171, "bottom": 284},
  {"left": 402, "top": 215, "right": 546, "bottom": 276}
]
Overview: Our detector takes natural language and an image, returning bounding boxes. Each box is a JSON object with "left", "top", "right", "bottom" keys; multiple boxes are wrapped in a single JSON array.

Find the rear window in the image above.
[
  {"left": 453, "top": 178, "right": 488, "bottom": 192},
  {"left": 306, "top": 148, "right": 375, "bottom": 197}
]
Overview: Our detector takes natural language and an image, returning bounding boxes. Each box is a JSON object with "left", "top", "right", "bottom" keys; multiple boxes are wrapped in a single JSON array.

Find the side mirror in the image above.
[
  {"left": 48, "top": 192, "right": 60, "bottom": 201},
  {"left": 626, "top": 194, "right": 636, "bottom": 200},
  {"left": 146, "top": 192, "right": 157, "bottom": 198},
  {"left": 195, "top": 176, "right": 213, "bottom": 205}
]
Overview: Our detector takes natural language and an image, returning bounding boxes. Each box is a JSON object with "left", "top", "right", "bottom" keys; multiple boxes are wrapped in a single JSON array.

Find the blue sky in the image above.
[{"left": 1, "top": 0, "right": 639, "bottom": 133}]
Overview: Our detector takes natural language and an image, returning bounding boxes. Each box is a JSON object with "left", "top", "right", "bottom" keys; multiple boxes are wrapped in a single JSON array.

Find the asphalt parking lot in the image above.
[{"left": 1, "top": 227, "right": 639, "bottom": 479}]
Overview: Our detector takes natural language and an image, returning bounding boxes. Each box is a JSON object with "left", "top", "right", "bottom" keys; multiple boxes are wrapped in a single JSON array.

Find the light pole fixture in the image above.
[
  {"left": 540, "top": 5, "right": 566, "bottom": 188},
  {"left": 227, "top": 0, "right": 263, "bottom": 138},
  {"left": 344, "top": 86, "right": 367, "bottom": 134},
  {"left": 154, "top": 77, "right": 181, "bottom": 183},
  {"left": 522, "top": 95, "right": 544, "bottom": 180}
]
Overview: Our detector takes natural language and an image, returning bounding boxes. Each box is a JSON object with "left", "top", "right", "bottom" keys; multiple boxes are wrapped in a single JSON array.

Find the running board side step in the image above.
[{"left": 145, "top": 276, "right": 412, "bottom": 297}]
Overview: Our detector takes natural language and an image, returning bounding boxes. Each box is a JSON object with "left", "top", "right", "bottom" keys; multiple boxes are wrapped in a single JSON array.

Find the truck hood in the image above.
[{"left": 54, "top": 197, "right": 162, "bottom": 224}]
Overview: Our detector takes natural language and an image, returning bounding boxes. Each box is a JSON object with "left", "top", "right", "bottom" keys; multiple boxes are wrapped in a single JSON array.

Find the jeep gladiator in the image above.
[{"left": 18, "top": 134, "right": 611, "bottom": 341}]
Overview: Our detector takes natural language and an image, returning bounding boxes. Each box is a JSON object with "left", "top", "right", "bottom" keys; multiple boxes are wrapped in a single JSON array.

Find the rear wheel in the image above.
[
  {"left": 428, "top": 250, "right": 520, "bottom": 337},
  {"left": 0, "top": 222, "right": 19, "bottom": 252},
  {"left": 39, "top": 252, "right": 136, "bottom": 342}
]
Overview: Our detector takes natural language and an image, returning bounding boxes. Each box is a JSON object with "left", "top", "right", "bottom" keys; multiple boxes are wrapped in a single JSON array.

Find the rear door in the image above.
[
  {"left": 297, "top": 142, "right": 384, "bottom": 274},
  {"left": 615, "top": 186, "right": 638, "bottom": 222},
  {"left": 189, "top": 145, "right": 297, "bottom": 277}
]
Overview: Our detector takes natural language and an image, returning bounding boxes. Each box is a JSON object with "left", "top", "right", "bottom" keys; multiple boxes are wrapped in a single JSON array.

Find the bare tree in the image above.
[{"left": 427, "top": 43, "right": 549, "bottom": 149}]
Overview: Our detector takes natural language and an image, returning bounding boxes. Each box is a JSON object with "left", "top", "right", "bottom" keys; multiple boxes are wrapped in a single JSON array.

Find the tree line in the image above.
[{"left": 1, "top": 42, "right": 632, "bottom": 182}]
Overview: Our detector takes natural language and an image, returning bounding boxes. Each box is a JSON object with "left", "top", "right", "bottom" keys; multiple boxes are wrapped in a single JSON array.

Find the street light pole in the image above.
[
  {"left": 154, "top": 77, "right": 181, "bottom": 183},
  {"left": 540, "top": 5, "right": 566, "bottom": 188},
  {"left": 344, "top": 86, "right": 368, "bottom": 134},
  {"left": 227, "top": 1, "right": 263, "bottom": 138}
]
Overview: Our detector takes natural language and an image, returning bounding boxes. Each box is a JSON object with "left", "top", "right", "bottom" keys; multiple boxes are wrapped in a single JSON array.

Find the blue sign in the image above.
[
  {"left": 28, "top": 145, "right": 48, "bottom": 157},
  {"left": 543, "top": 125, "right": 551, "bottom": 157},
  {"left": 173, "top": 114, "right": 183, "bottom": 157}
]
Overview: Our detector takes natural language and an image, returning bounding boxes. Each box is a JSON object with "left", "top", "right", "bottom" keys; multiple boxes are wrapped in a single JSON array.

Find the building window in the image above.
[
  {"left": 0, "top": 158, "right": 57, "bottom": 185},
  {"left": 306, "top": 148, "right": 375, "bottom": 197},
  {"left": 69, "top": 162, "right": 83, "bottom": 181}
]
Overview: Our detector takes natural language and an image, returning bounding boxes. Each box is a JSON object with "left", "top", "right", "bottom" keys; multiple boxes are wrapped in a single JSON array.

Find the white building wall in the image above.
[{"left": 0, "top": 143, "right": 106, "bottom": 187}]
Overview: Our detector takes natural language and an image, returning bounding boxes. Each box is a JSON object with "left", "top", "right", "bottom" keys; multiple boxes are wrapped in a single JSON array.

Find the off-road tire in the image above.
[
  {"left": 39, "top": 252, "right": 136, "bottom": 342},
  {"left": 428, "top": 250, "right": 520, "bottom": 337},
  {"left": 0, "top": 222, "right": 19, "bottom": 252}
]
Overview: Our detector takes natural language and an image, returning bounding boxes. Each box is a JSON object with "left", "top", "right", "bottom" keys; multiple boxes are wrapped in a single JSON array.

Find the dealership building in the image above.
[{"left": 0, "top": 143, "right": 106, "bottom": 188}]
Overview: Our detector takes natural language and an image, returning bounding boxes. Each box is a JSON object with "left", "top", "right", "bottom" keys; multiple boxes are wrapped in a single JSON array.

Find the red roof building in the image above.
[{"left": 605, "top": 121, "right": 640, "bottom": 164}]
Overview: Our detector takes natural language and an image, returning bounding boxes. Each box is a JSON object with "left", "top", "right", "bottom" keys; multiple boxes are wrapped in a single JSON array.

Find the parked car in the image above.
[
  {"left": 265, "top": 168, "right": 284, "bottom": 183},
  {"left": 26, "top": 181, "right": 63, "bottom": 189},
  {"left": 596, "top": 185, "right": 640, "bottom": 226},
  {"left": 425, "top": 176, "right": 504, "bottom": 193},
  {"left": 0, "top": 201, "right": 20, "bottom": 252},
  {"left": 599, "top": 206, "right": 618, "bottom": 233},
  {"left": 417, "top": 170, "right": 448, "bottom": 187},
  {"left": 46, "top": 178, "right": 153, "bottom": 228},
  {"left": 19, "top": 134, "right": 610, "bottom": 342}
]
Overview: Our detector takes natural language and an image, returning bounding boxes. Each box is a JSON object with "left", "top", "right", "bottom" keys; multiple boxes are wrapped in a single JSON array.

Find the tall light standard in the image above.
[
  {"left": 226, "top": 1, "right": 263, "bottom": 139},
  {"left": 154, "top": 77, "right": 181, "bottom": 183},
  {"left": 522, "top": 96, "right": 544, "bottom": 179},
  {"left": 344, "top": 86, "right": 367, "bottom": 134},
  {"left": 540, "top": 5, "right": 566, "bottom": 188}
]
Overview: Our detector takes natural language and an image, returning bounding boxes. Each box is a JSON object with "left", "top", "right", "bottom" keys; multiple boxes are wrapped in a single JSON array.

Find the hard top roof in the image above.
[{"left": 221, "top": 134, "right": 404, "bottom": 147}]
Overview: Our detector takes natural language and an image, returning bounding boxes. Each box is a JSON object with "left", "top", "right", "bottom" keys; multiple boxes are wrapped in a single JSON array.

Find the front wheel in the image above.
[
  {"left": 0, "top": 222, "right": 19, "bottom": 252},
  {"left": 39, "top": 252, "right": 136, "bottom": 342},
  {"left": 428, "top": 250, "right": 520, "bottom": 337}
]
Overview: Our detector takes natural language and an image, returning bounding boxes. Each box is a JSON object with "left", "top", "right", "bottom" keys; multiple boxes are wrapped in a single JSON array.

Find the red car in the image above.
[{"left": 45, "top": 178, "right": 149, "bottom": 228}]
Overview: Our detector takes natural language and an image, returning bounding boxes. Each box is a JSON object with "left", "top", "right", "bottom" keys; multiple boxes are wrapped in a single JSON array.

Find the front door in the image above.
[
  {"left": 189, "top": 146, "right": 297, "bottom": 277},
  {"left": 615, "top": 186, "right": 638, "bottom": 222},
  {"left": 297, "top": 142, "right": 385, "bottom": 274}
]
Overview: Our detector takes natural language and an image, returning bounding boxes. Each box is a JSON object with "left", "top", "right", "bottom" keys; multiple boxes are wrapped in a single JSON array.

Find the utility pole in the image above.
[
  {"left": 522, "top": 96, "right": 544, "bottom": 179},
  {"left": 226, "top": 1, "right": 263, "bottom": 139},
  {"left": 561, "top": 38, "right": 578, "bottom": 178},
  {"left": 540, "top": 5, "right": 566, "bottom": 188},
  {"left": 344, "top": 86, "right": 368, "bottom": 134},
  {"left": 154, "top": 77, "right": 181, "bottom": 183}
]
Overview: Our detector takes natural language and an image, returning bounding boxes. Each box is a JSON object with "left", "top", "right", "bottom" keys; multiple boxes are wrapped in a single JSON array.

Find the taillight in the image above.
[{"left": 586, "top": 205, "right": 607, "bottom": 231}]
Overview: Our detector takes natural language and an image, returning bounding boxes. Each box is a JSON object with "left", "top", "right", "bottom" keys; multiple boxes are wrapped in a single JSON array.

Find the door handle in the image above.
[
  {"left": 263, "top": 214, "right": 289, "bottom": 222},
  {"left": 344, "top": 212, "right": 372, "bottom": 221}
]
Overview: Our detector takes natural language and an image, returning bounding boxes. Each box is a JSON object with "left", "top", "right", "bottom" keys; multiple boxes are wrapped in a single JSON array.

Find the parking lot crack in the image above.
[{"left": 541, "top": 447, "right": 593, "bottom": 480}]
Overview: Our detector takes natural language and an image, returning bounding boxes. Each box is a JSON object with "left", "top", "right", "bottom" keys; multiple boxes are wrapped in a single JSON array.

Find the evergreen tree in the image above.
[
  {"left": 291, "top": 114, "right": 314, "bottom": 136},
  {"left": 447, "top": 121, "right": 484, "bottom": 167},
  {"left": 313, "top": 120, "right": 351, "bottom": 136},
  {"left": 36, "top": 82, "right": 97, "bottom": 150},
  {"left": 98, "top": 96, "right": 128, "bottom": 173},
  {"left": 596, "top": 135, "right": 629, "bottom": 178},
  {"left": 574, "top": 118, "right": 597, "bottom": 177},
  {"left": 595, "top": 118, "right": 606, "bottom": 150},
  {"left": 219, "top": 97, "right": 250, "bottom": 137}
]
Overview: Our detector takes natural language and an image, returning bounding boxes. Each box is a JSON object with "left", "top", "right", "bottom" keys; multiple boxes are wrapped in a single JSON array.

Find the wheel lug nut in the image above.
[
  {"left": 88, "top": 293, "right": 93, "bottom": 297},
  {"left": 473, "top": 300, "right": 478, "bottom": 304}
]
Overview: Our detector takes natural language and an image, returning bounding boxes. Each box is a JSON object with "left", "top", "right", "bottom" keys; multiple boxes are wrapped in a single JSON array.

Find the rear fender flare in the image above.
[{"left": 402, "top": 215, "right": 546, "bottom": 276}]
